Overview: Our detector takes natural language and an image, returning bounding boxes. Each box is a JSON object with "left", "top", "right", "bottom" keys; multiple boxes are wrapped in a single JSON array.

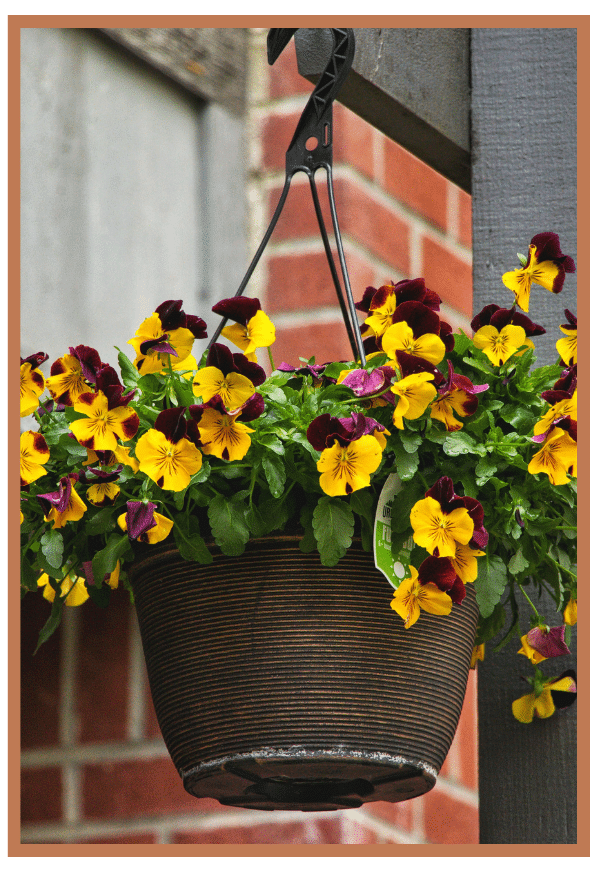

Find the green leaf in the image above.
[
  {"left": 475, "top": 555, "right": 509, "bottom": 618},
  {"left": 40, "top": 531, "right": 64, "bottom": 571},
  {"left": 175, "top": 532, "right": 213, "bottom": 565},
  {"left": 35, "top": 593, "right": 64, "bottom": 653},
  {"left": 499, "top": 404, "right": 535, "bottom": 431},
  {"left": 390, "top": 481, "right": 421, "bottom": 532},
  {"left": 312, "top": 496, "right": 354, "bottom": 567},
  {"left": 91, "top": 534, "right": 130, "bottom": 602},
  {"left": 443, "top": 432, "right": 487, "bottom": 457},
  {"left": 116, "top": 348, "right": 141, "bottom": 388},
  {"left": 475, "top": 459, "right": 497, "bottom": 486},
  {"left": 85, "top": 506, "right": 116, "bottom": 536},
  {"left": 207, "top": 495, "right": 249, "bottom": 556},
  {"left": 475, "top": 600, "right": 506, "bottom": 645},
  {"left": 262, "top": 454, "right": 286, "bottom": 498},
  {"left": 508, "top": 547, "right": 528, "bottom": 575},
  {"left": 394, "top": 445, "right": 419, "bottom": 481}
]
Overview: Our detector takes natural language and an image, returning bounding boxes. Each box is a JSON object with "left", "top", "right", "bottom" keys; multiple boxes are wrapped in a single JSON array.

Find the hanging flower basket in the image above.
[{"left": 129, "top": 534, "right": 478, "bottom": 810}]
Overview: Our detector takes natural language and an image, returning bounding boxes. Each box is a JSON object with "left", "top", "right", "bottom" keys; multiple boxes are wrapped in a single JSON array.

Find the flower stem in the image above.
[{"left": 518, "top": 583, "right": 540, "bottom": 618}]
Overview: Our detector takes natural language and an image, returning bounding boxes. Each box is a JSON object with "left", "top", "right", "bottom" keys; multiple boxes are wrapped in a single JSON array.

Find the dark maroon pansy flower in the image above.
[
  {"left": 548, "top": 670, "right": 577, "bottom": 709},
  {"left": 340, "top": 367, "right": 394, "bottom": 397},
  {"left": 207, "top": 342, "right": 266, "bottom": 386},
  {"left": 561, "top": 308, "right": 577, "bottom": 330},
  {"left": 526, "top": 625, "right": 570, "bottom": 659},
  {"left": 212, "top": 296, "right": 261, "bottom": 325},
  {"left": 391, "top": 300, "right": 454, "bottom": 353},
  {"left": 307, "top": 411, "right": 386, "bottom": 451},
  {"left": 393, "top": 278, "right": 442, "bottom": 312},
  {"left": 76, "top": 466, "right": 123, "bottom": 486},
  {"left": 418, "top": 556, "right": 466, "bottom": 605},
  {"left": 139, "top": 334, "right": 178, "bottom": 358},
  {"left": 20, "top": 351, "right": 48, "bottom": 369},
  {"left": 277, "top": 362, "right": 327, "bottom": 382},
  {"left": 236, "top": 392, "right": 265, "bottom": 422},
  {"left": 541, "top": 365, "right": 577, "bottom": 405},
  {"left": 154, "top": 407, "right": 188, "bottom": 444},
  {"left": 471, "top": 304, "right": 546, "bottom": 338},
  {"left": 527, "top": 232, "right": 576, "bottom": 292},
  {"left": 156, "top": 300, "right": 208, "bottom": 338},
  {"left": 123, "top": 500, "right": 158, "bottom": 540},
  {"left": 68, "top": 345, "right": 104, "bottom": 384},
  {"left": 395, "top": 351, "right": 445, "bottom": 387},
  {"left": 37, "top": 474, "right": 78, "bottom": 516},
  {"left": 95, "top": 365, "right": 137, "bottom": 407}
]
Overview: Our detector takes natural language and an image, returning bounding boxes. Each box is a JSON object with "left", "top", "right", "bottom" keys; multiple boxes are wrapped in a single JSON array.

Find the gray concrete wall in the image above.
[{"left": 20, "top": 28, "right": 246, "bottom": 368}]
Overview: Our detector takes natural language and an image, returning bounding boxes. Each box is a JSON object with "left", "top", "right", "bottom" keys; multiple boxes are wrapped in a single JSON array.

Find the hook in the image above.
[{"left": 207, "top": 28, "right": 365, "bottom": 366}]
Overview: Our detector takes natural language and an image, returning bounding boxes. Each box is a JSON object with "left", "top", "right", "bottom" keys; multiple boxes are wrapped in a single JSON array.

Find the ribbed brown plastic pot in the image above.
[{"left": 129, "top": 535, "right": 478, "bottom": 812}]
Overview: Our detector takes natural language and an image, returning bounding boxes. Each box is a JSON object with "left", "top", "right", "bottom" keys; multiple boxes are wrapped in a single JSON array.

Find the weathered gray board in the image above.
[
  {"left": 296, "top": 26, "right": 579, "bottom": 844},
  {"left": 295, "top": 27, "right": 470, "bottom": 191}
]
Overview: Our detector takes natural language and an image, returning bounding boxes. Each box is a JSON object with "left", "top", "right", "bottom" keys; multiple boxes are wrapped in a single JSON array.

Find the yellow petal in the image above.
[{"left": 512, "top": 692, "right": 537, "bottom": 723}]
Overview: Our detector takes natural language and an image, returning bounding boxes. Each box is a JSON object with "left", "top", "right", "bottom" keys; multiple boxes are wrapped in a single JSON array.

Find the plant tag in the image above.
[{"left": 374, "top": 472, "right": 413, "bottom": 589}]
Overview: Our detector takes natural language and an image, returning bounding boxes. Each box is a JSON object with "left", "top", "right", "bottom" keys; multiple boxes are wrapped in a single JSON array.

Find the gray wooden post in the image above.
[
  {"left": 470, "top": 28, "right": 577, "bottom": 844},
  {"left": 296, "top": 25, "right": 579, "bottom": 844}
]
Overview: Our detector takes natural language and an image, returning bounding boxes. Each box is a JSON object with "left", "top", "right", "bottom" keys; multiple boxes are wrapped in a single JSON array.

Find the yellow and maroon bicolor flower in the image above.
[
  {"left": 450, "top": 541, "right": 486, "bottom": 584},
  {"left": 129, "top": 299, "right": 207, "bottom": 376},
  {"left": 356, "top": 278, "right": 442, "bottom": 343},
  {"left": 381, "top": 300, "right": 451, "bottom": 366},
  {"left": 195, "top": 405, "right": 256, "bottom": 462},
  {"left": 212, "top": 296, "right": 275, "bottom": 361},
  {"left": 39, "top": 571, "right": 90, "bottom": 607},
  {"left": 528, "top": 425, "right": 577, "bottom": 485},
  {"left": 430, "top": 361, "right": 489, "bottom": 431},
  {"left": 20, "top": 352, "right": 48, "bottom": 417},
  {"left": 470, "top": 643, "right": 485, "bottom": 669},
  {"left": 20, "top": 430, "right": 50, "bottom": 486},
  {"left": 307, "top": 412, "right": 384, "bottom": 497},
  {"left": 556, "top": 309, "right": 577, "bottom": 366},
  {"left": 37, "top": 475, "right": 87, "bottom": 529},
  {"left": 392, "top": 371, "right": 437, "bottom": 428},
  {"left": 502, "top": 232, "right": 576, "bottom": 313},
  {"left": 563, "top": 594, "right": 577, "bottom": 626},
  {"left": 135, "top": 407, "right": 203, "bottom": 491},
  {"left": 117, "top": 500, "right": 174, "bottom": 544},
  {"left": 70, "top": 389, "right": 139, "bottom": 452},
  {"left": 533, "top": 389, "right": 577, "bottom": 444},
  {"left": 512, "top": 670, "right": 577, "bottom": 723},
  {"left": 192, "top": 342, "right": 265, "bottom": 412},
  {"left": 45, "top": 345, "right": 103, "bottom": 406},
  {"left": 75, "top": 465, "right": 123, "bottom": 507},
  {"left": 390, "top": 558, "right": 457, "bottom": 629},
  {"left": 471, "top": 304, "right": 545, "bottom": 366},
  {"left": 411, "top": 476, "right": 488, "bottom": 558},
  {"left": 518, "top": 624, "right": 570, "bottom": 665}
]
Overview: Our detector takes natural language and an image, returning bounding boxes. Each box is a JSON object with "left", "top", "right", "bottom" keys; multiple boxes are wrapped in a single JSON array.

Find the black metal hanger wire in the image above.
[{"left": 207, "top": 28, "right": 366, "bottom": 366}]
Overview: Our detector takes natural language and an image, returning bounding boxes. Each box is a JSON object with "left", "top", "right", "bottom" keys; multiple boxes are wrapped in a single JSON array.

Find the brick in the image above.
[
  {"left": 456, "top": 672, "right": 479, "bottom": 791},
  {"left": 338, "top": 819, "right": 398, "bottom": 844},
  {"left": 268, "top": 41, "right": 309, "bottom": 100},
  {"left": 82, "top": 756, "right": 248, "bottom": 820},
  {"left": 268, "top": 177, "right": 411, "bottom": 275},
  {"left": 271, "top": 321, "right": 353, "bottom": 368},
  {"left": 261, "top": 111, "right": 300, "bottom": 171},
  {"left": 360, "top": 798, "right": 414, "bottom": 833},
  {"left": 333, "top": 104, "right": 376, "bottom": 182},
  {"left": 421, "top": 237, "right": 472, "bottom": 317},
  {"left": 171, "top": 818, "right": 343, "bottom": 845},
  {"left": 76, "top": 589, "right": 131, "bottom": 744},
  {"left": 261, "top": 106, "right": 375, "bottom": 182},
  {"left": 266, "top": 248, "right": 375, "bottom": 315},
  {"left": 458, "top": 188, "right": 473, "bottom": 248},
  {"left": 422, "top": 788, "right": 479, "bottom": 844},
  {"left": 144, "top": 675, "right": 163, "bottom": 741},
  {"left": 21, "top": 766, "right": 62, "bottom": 824},
  {"left": 21, "top": 591, "right": 61, "bottom": 750},
  {"left": 384, "top": 138, "right": 448, "bottom": 231}
]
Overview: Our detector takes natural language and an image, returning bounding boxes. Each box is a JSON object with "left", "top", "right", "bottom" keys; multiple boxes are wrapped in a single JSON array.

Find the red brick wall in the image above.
[{"left": 20, "top": 31, "right": 477, "bottom": 847}]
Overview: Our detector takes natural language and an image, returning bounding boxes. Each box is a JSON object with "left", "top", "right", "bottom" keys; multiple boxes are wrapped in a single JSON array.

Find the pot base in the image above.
[{"left": 184, "top": 750, "right": 436, "bottom": 811}]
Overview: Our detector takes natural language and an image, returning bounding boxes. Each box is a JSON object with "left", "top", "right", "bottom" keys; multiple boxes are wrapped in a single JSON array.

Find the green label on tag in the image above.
[{"left": 374, "top": 472, "right": 413, "bottom": 590}]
